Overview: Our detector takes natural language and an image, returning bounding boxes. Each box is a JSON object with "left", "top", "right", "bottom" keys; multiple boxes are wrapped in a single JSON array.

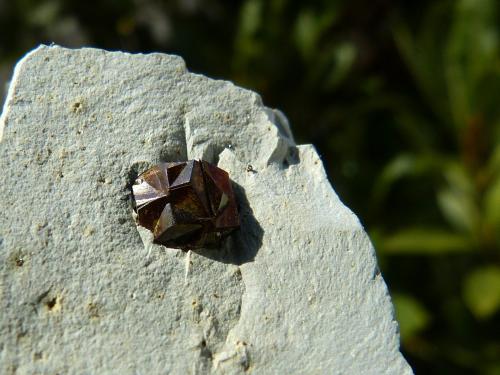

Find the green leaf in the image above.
[
  {"left": 373, "top": 153, "right": 446, "bottom": 204},
  {"left": 463, "top": 266, "right": 500, "bottom": 319},
  {"left": 488, "top": 145, "right": 500, "bottom": 175},
  {"left": 239, "top": 0, "right": 262, "bottom": 37},
  {"left": 484, "top": 175, "right": 500, "bottom": 233},
  {"left": 27, "top": 1, "right": 60, "bottom": 27},
  {"left": 485, "top": 363, "right": 500, "bottom": 375},
  {"left": 392, "top": 293, "right": 431, "bottom": 342},
  {"left": 437, "top": 187, "right": 477, "bottom": 233},
  {"left": 293, "top": 8, "right": 338, "bottom": 60},
  {"left": 445, "top": 0, "right": 499, "bottom": 128},
  {"left": 392, "top": 106, "right": 437, "bottom": 152},
  {"left": 294, "top": 10, "right": 319, "bottom": 59},
  {"left": 324, "top": 42, "right": 356, "bottom": 88},
  {"left": 376, "top": 228, "right": 474, "bottom": 255},
  {"left": 392, "top": 3, "right": 453, "bottom": 127},
  {"left": 234, "top": 0, "right": 264, "bottom": 62},
  {"left": 437, "top": 163, "right": 478, "bottom": 233}
]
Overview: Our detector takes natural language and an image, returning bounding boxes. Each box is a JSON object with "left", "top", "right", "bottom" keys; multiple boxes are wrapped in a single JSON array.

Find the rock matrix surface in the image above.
[{"left": 0, "top": 46, "right": 412, "bottom": 374}]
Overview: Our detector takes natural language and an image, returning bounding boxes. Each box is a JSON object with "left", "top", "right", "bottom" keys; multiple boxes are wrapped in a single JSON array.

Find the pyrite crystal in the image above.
[{"left": 132, "top": 160, "right": 240, "bottom": 249}]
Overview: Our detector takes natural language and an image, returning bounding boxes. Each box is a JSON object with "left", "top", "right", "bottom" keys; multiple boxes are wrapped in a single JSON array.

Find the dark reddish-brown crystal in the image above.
[{"left": 132, "top": 160, "right": 240, "bottom": 249}]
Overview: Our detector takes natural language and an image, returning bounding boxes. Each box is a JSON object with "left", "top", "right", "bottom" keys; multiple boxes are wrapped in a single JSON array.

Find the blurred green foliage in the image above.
[{"left": 1, "top": 0, "right": 499, "bottom": 373}]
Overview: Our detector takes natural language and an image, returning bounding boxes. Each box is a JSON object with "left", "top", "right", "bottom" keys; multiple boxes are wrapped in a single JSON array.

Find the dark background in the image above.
[{"left": 1, "top": 0, "right": 499, "bottom": 373}]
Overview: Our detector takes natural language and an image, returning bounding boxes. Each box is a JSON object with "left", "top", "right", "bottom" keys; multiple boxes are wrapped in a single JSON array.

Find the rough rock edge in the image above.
[
  {"left": 0, "top": 46, "right": 32, "bottom": 142},
  {"left": 213, "top": 146, "right": 406, "bottom": 373}
]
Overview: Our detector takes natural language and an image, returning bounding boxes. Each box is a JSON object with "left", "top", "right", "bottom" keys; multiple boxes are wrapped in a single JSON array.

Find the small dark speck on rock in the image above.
[
  {"left": 87, "top": 302, "right": 100, "bottom": 319},
  {"left": 233, "top": 268, "right": 242, "bottom": 281},
  {"left": 46, "top": 297, "right": 57, "bottom": 310},
  {"left": 34, "top": 352, "right": 43, "bottom": 360},
  {"left": 71, "top": 101, "right": 83, "bottom": 113}
]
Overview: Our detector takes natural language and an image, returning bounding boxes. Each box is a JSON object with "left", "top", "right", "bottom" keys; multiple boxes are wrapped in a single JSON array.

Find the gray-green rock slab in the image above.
[{"left": 0, "top": 45, "right": 412, "bottom": 374}]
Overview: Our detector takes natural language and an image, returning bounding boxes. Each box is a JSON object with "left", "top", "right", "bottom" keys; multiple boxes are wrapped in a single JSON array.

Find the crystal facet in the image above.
[{"left": 132, "top": 160, "right": 240, "bottom": 249}]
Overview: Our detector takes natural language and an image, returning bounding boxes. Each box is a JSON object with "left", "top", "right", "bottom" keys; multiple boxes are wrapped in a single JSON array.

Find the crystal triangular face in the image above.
[
  {"left": 136, "top": 196, "right": 169, "bottom": 232},
  {"left": 153, "top": 202, "right": 203, "bottom": 246},
  {"left": 214, "top": 197, "right": 239, "bottom": 230},
  {"left": 202, "top": 161, "right": 233, "bottom": 213},
  {"left": 201, "top": 161, "right": 231, "bottom": 192},
  {"left": 170, "top": 160, "right": 195, "bottom": 188},
  {"left": 168, "top": 186, "right": 211, "bottom": 221},
  {"left": 132, "top": 180, "right": 164, "bottom": 208},
  {"left": 157, "top": 224, "right": 203, "bottom": 245},
  {"left": 189, "top": 161, "right": 211, "bottom": 215},
  {"left": 153, "top": 202, "right": 175, "bottom": 238},
  {"left": 137, "top": 164, "right": 169, "bottom": 194},
  {"left": 204, "top": 169, "right": 223, "bottom": 215},
  {"left": 201, "top": 162, "right": 239, "bottom": 230},
  {"left": 167, "top": 162, "right": 187, "bottom": 187},
  {"left": 218, "top": 193, "right": 229, "bottom": 211}
]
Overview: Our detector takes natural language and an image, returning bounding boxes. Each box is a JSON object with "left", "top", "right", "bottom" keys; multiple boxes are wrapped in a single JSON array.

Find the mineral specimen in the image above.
[{"left": 132, "top": 160, "right": 240, "bottom": 249}]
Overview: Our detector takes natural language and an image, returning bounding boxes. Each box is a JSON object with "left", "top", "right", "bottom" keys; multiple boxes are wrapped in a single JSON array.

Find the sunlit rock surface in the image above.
[{"left": 0, "top": 45, "right": 412, "bottom": 374}]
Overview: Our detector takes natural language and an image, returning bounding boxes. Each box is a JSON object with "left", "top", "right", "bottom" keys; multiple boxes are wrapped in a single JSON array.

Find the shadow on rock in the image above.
[{"left": 192, "top": 181, "right": 263, "bottom": 265}]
